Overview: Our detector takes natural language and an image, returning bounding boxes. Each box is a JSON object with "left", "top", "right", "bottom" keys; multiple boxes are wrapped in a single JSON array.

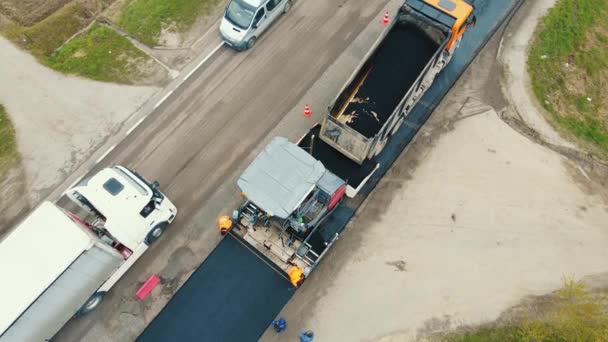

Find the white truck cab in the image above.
[
  {"left": 219, "top": 0, "right": 292, "bottom": 50},
  {"left": 66, "top": 165, "right": 177, "bottom": 248}
]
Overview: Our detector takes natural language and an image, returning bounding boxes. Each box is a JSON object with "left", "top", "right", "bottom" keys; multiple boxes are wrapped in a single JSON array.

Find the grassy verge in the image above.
[
  {"left": 442, "top": 327, "right": 519, "bottom": 342},
  {"left": 0, "top": 105, "right": 20, "bottom": 179},
  {"left": 441, "top": 279, "right": 608, "bottom": 342},
  {"left": 48, "top": 23, "right": 151, "bottom": 84},
  {"left": 118, "top": 0, "right": 221, "bottom": 46},
  {"left": 2, "top": 3, "right": 92, "bottom": 60},
  {"left": 528, "top": 0, "right": 608, "bottom": 156},
  {"left": 2, "top": 3, "right": 155, "bottom": 84}
]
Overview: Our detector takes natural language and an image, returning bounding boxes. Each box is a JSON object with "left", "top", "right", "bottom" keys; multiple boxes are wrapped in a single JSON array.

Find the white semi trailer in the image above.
[{"left": 0, "top": 166, "right": 177, "bottom": 342}]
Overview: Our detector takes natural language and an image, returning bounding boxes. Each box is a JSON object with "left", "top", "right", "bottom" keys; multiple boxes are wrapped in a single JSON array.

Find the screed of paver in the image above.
[
  {"left": 261, "top": 106, "right": 608, "bottom": 342},
  {"left": 0, "top": 37, "right": 157, "bottom": 202}
]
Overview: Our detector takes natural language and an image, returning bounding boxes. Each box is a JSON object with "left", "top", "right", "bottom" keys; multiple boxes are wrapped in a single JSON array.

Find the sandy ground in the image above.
[
  {"left": 0, "top": 37, "right": 156, "bottom": 230},
  {"left": 260, "top": 5, "right": 608, "bottom": 341}
]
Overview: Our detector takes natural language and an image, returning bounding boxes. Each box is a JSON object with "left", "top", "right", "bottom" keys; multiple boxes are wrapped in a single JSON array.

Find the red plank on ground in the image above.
[{"left": 136, "top": 274, "right": 161, "bottom": 300}]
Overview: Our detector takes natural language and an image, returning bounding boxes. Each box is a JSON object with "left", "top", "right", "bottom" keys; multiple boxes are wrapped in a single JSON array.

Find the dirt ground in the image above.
[
  {"left": 0, "top": 0, "right": 116, "bottom": 26},
  {"left": 0, "top": 0, "right": 71, "bottom": 25},
  {"left": 260, "top": 3, "right": 608, "bottom": 341}
]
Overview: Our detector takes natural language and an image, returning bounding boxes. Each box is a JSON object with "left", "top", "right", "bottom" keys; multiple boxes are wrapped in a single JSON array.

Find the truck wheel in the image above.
[
  {"left": 77, "top": 292, "right": 105, "bottom": 317},
  {"left": 246, "top": 37, "right": 257, "bottom": 50},
  {"left": 283, "top": 0, "right": 292, "bottom": 13},
  {"left": 145, "top": 222, "right": 168, "bottom": 245}
]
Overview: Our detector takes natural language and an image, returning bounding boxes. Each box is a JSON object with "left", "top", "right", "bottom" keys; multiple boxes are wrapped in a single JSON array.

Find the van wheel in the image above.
[
  {"left": 283, "top": 0, "right": 292, "bottom": 13},
  {"left": 77, "top": 292, "right": 105, "bottom": 317},
  {"left": 246, "top": 37, "right": 257, "bottom": 49},
  {"left": 145, "top": 222, "right": 168, "bottom": 245}
]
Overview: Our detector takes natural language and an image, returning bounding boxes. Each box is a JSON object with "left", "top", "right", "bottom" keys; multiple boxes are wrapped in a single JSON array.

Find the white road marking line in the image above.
[
  {"left": 154, "top": 89, "right": 174, "bottom": 109},
  {"left": 126, "top": 116, "right": 146, "bottom": 136},
  {"left": 151, "top": 42, "right": 224, "bottom": 110},
  {"left": 96, "top": 145, "right": 116, "bottom": 164},
  {"left": 184, "top": 42, "right": 225, "bottom": 82}
]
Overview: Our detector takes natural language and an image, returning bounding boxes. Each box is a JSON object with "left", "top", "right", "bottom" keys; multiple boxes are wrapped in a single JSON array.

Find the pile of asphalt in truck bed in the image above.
[
  {"left": 299, "top": 125, "right": 377, "bottom": 188},
  {"left": 344, "top": 23, "right": 439, "bottom": 138}
]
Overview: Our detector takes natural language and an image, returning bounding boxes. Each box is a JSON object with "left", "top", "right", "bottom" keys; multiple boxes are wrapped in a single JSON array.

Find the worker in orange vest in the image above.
[
  {"left": 288, "top": 266, "right": 304, "bottom": 287},
  {"left": 218, "top": 215, "right": 232, "bottom": 235}
]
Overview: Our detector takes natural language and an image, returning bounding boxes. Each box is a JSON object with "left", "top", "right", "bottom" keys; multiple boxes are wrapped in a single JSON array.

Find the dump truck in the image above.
[
  {"left": 0, "top": 166, "right": 176, "bottom": 342},
  {"left": 320, "top": 0, "right": 476, "bottom": 165}
]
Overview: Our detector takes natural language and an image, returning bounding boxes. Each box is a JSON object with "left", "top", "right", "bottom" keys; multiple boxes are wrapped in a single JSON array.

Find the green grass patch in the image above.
[
  {"left": 558, "top": 116, "right": 608, "bottom": 150},
  {"left": 2, "top": 3, "right": 92, "bottom": 60},
  {"left": 528, "top": 0, "right": 608, "bottom": 156},
  {"left": 0, "top": 105, "right": 20, "bottom": 179},
  {"left": 118, "top": 0, "right": 222, "bottom": 46},
  {"left": 443, "top": 327, "right": 519, "bottom": 342},
  {"left": 441, "top": 279, "right": 608, "bottom": 342},
  {"left": 2, "top": 3, "right": 155, "bottom": 84},
  {"left": 47, "top": 23, "right": 150, "bottom": 84}
]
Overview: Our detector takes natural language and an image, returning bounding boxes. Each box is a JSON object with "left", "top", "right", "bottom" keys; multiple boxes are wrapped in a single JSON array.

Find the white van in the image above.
[{"left": 219, "top": 0, "right": 292, "bottom": 50}]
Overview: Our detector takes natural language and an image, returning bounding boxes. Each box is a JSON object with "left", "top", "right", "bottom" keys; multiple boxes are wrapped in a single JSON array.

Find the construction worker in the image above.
[
  {"left": 299, "top": 330, "right": 314, "bottom": 342},
  {"left": 271, "top": 317, "right": 286, "bottom": 333},
  {"left": 288, "top": 266, "right": 304, "bottom": 287},
  {"left": 218, "top": 215, "right": 232, "bottom": 235}
]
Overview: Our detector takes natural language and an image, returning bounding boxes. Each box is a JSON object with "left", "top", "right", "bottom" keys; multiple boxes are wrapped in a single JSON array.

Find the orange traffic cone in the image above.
[
  {"left": 382, "top": 11, "right": 390, "bottom": 25},
  {"left": 303, "top": 104, "right": 312, "bottom": 117}
]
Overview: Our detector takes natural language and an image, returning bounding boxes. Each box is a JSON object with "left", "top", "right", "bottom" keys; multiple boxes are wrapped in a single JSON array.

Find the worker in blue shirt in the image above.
[
  {"left": 271, "top": 318, "right": 286, "bottom": 333},
  {"left": 300, "top": 330, "right": 314, "bottom": 342}
]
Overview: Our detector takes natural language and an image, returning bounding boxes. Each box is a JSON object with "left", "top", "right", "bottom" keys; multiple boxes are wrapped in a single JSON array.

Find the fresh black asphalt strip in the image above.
[{"left": 137, "top": 233, "right": 295, "bottom": 342}]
